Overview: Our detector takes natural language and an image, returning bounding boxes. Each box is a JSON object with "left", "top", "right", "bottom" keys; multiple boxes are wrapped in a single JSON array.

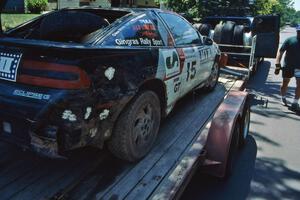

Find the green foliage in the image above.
[
  {"left": 250, "top": 0, "right": 298, "bottom": 27},
  {"left": 165, "top": 0, "right": 298, "bottom": 27},
  {"left": 26, "top": 0, "right": 48, "bottom": 14},
  {"left": 1, "top": 14, "right": 40, "bottom": 31}
]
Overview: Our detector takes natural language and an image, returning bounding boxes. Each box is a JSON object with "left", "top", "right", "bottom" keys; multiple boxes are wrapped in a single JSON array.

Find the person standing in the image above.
[{"left": 275, "top": 25, "right": 300, "bottom": 111}]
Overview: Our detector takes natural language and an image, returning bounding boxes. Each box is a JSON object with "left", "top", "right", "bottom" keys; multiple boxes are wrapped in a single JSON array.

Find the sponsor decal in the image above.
[
  {"left": 173, "top": 77, "right": 181, "bottom": 93},
  {"left": 0, "top": 52, "right": 22, "bottom": 82},
  {"left": 115, "top": 38, "right": 163, "bottom": 47},
  {"left": 166, "top": 51, "right": 179, "bottom": 70},
  {"left": 186, "top": 60, "right": 197, "bottom": 82},
  {"left": 164, "top": 50, "right": 180, "bottom": 78},
  {"left": 198, "top": 48, "right": 212, "bottom": 61},
  {"left": 13, "top": 89, "right": 51, "bottom": 100},
  {"left": 115, "top": 39, "right": 140, "bottom": 46}
]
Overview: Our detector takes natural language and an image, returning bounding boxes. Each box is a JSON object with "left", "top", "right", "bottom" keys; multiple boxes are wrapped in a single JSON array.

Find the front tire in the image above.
[
  {"left": 108, "top": 91, "right": 161, "bottom": 162},
  {"left": 204, "top": 62, "right": 220, "bottom": 92}
]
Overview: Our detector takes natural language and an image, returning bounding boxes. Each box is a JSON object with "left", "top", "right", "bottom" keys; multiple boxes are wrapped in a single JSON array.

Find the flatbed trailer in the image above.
[{"left": 0, "top": 68, "right": 250, "bottom": 200}]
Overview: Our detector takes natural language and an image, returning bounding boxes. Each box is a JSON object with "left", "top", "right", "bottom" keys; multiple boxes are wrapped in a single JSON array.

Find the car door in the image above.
[
  {"left": 252, "top": 15, "right": 280, "bottom": 58},
  {"left": 158, "top": 12, "right": 211, "bottom": 97}
]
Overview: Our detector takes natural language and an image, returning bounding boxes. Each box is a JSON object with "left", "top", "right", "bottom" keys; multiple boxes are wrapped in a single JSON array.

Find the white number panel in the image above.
[{"left": 0, "top": 52, "right": 22, "bottom": 82}]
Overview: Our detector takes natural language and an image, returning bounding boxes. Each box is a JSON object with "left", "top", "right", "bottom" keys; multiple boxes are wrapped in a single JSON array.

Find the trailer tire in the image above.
[
  {"left": 225, "top": 120, "right": 240, "bottom": 178},
  {"left": 213, "top": 24, "right": 223, "bottom": 44},
  {"left": 239, "top": 101, "right": 250, "bottom": 148},
  {"left": 108, "top": 91, "right": 161, "bottom": 162}
]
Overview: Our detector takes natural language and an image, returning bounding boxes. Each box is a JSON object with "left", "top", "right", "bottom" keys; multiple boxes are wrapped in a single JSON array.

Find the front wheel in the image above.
[
  {"left": 204, "top": 62, "right": 220, "bottom": 92},
  {"left": 108, "top": 91, "right": 161, "bottom": 162}
]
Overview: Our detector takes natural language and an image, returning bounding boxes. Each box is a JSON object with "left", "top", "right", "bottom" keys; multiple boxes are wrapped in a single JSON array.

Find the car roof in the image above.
[
  {"left": 61, "top": 7, "right": 162, "bottom": 13},
  {"left": 59, "top": 7, "right": 179, "bottom": 17}
]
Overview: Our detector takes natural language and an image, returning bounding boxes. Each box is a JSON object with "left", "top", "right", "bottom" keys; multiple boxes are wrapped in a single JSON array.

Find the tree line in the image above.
[{"left": 163, "top": 0, "right": 299, "bottom": 26}]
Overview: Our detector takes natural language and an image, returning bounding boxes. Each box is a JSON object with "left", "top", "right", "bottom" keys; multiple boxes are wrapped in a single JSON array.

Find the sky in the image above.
[{"left": 294, "top": 0, "right": 300, "bottom": 11}]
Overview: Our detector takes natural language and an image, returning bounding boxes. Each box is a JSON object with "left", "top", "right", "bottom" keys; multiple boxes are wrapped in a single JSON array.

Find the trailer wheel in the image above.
[
  {"left": 108, "top": 91, "right": 161, "bottom": 162},
  {"left": 204, "top": 62, "right": 220, "bottom": 92},
  {"left": 239, "top": 102, "right": 250, "bottom": 148},
  {"left": 225, "top": 120, "right": 240, "bottom": 178}
]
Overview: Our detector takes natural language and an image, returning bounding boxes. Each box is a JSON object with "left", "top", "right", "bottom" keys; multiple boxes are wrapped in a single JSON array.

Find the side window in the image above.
[
  {"left": 148, "top": 12, "right": 173, "bottom": 46},
  {"left": 102, "top": 14, "right": 164, "bottom": 47},
  {"left": 159, "top": 13, "right": 201, "bottom": 46}
]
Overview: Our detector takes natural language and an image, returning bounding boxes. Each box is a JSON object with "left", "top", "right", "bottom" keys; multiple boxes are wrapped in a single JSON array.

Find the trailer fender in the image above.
[{"left": 201, "top": 90, "right": 248, "bottom": 177}]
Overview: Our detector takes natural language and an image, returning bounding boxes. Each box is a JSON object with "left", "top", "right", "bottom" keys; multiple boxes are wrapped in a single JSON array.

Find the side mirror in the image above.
[{"left": 203, "top": 37, "right": 213, "bottom": 45}]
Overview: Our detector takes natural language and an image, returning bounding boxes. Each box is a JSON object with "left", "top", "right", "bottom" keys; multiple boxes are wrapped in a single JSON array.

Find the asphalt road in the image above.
[{"left": 181, "top": 27, "right": 300, "bottom": 200}]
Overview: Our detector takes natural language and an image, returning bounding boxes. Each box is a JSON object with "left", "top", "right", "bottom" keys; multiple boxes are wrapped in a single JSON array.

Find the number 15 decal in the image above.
[{"left": 186, "top": 61, "right": 197, "bottom": 82}]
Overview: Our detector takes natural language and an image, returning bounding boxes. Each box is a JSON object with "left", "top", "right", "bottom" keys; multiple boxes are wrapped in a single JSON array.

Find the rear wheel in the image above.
[{"left": 108, "top": 91, "right": 161, "bottom": 162}]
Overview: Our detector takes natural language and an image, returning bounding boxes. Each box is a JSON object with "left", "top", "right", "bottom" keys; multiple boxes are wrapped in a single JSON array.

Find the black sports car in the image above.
[{"left": 0, "top": 5, "right": 220, "bottom": 161}]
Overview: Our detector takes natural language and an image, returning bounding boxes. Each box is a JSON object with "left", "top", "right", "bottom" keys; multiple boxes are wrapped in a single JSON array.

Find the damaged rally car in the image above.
[{"left": 0, "top": 6, "right": 221, "bottom": 161}]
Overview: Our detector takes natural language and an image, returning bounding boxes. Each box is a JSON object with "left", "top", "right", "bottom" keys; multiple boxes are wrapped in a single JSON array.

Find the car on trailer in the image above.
[{"left": 0, "top": 3, "right": 221, "bottom": 161}]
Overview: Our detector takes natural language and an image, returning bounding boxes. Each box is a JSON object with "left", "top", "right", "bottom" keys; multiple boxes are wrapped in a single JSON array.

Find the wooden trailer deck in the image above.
[{"left": 0, "top": 73, "right": 244, "bottom": 200}]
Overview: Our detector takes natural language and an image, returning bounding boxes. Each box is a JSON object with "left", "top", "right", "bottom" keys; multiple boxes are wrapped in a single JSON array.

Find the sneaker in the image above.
[
  {"left": 291, "top": 103, "right": 300, "bottom": 111},
  {"left": 281, "top": 97, "right": 288, "bottom": 106}
]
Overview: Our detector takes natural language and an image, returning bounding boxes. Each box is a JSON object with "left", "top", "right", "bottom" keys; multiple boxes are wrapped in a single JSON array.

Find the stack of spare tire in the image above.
[
  {"left": 194, "top": 21, "right": 247, "bottom": 53},
  {"left": 193, "top": 23, "right": 212, "bottom": 37},
  {"left": 213, "top": 21, "right": 246, "bottom": 52}
]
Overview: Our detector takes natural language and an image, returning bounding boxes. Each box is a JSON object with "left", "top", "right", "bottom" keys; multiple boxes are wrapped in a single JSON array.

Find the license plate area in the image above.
[{"left": 0, "top": 51, "right": 22, "bottom": 82}]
